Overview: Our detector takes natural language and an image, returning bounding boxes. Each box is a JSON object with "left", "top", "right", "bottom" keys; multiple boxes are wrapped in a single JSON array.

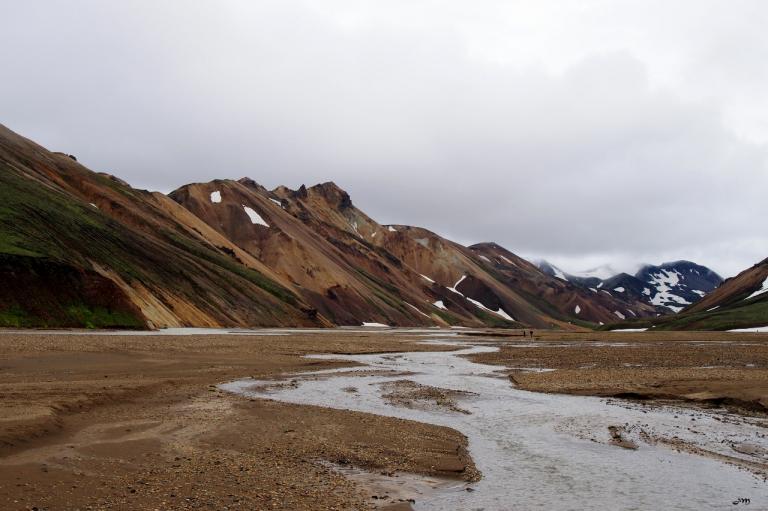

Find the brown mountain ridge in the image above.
[{"left": 0, "top": 123, "right": 660, "bottom": 329}]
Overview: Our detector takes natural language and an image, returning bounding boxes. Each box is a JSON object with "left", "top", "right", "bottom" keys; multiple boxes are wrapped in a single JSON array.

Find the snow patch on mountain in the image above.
[
  {"left": 551, "top": 265, "right": 568, "bottom": 281},
  {"left": 500, "top": 255, "right": 517, "bottom": 266},
  {"left": 745, "top": 277, "right": 768, "bottom": 300},
  {"left": 537, "top": 259, "right": 721, "bottom": 318},
  {"left": 729, "top": 326, "right": 768, "bottom": 332},
  {"left": 405, "top": 302, "right": 430, "bottom": 318},
  {"left": 537, "top": 260, "right": 568, "bottom": 281},
  {"left": 210, "top": 190, "right": 221, "bottom": 203},
  {"left": 448, "top": 275, "right": 467, "bottom": 296},
  {"left": 647, "top": 269, "right": 691, "bottom": 312},
  {"left": 242, "top": 205, "right": 269, "bottom": 227},
  {"left": 466, "top": 297, "right": 514, "bottom": 322}
]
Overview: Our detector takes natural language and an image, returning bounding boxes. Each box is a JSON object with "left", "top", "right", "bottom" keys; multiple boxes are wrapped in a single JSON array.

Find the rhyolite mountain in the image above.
[
  {"left": 169, "top": 179, "right": 661, "bottom": 328},
  {"left": 538, "top": 260, "right": 722, "bottom": 313},
  {"left": 466, "top": 244, "right": 656, "bottom": 324},
  {"left": 0, "top": 124, "right": 323, "bottom": 329},
  {"left": 0, "top": 123, "right": 674, "bottom": 329}
]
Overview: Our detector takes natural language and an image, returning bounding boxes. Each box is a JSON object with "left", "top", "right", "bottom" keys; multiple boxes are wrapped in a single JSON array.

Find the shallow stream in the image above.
[{"left": 221, "top": 340, "right": 768, "bottom": 510}]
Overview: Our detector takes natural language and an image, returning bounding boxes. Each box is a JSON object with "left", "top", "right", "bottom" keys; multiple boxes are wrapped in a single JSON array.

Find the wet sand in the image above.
[
  {"left": 468, "top": 330, "right": 768, "bottom": 413},
  {"left": 0, "top": 330, "right": 475, "bottom": 510},
  {"left": 223, "top": 336, "right": 768, "bottom": 509},
  {"left": 380, "top": 380, "right": 477, "bottom": 415},
  {"left": 3, "top": 328, "right": 768, "bottom": 510}
]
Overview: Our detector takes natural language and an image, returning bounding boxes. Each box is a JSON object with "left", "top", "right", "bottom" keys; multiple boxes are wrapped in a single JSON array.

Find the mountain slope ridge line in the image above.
[{"left": 0, "top": 122, "right": 733, "bottom": 330}]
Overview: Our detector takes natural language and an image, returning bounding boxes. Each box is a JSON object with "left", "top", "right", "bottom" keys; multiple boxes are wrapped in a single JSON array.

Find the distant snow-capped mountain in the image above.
[
  {"left": 537, "top": 260, "right": 723, "bottom": 313},
  {"left": 614, "top": 257, "right": 768, "bottom": 331},
  {"left": 636, "top": 261, "right": 723, "bottom": 312}
]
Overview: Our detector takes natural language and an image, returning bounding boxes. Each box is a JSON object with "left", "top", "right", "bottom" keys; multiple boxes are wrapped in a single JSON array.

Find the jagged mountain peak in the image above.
[
  {"left": 0, "top": 122, "right": 732, "bottom": 330},
  {"left": 237, "top": 177, "right": 269, "bottom": 193},
  {"left": 308, "top": 180, "right": 345, "bottom": 193},
  {"left": 0, "top": 128, "right": 321, "bottom": 329},
  {"left": 306, "top": 181, "right": 353, "bottom": 210},
  {"left": 270, "top": 181, "right": 354, "bottom": 211},
  {"left": 271, "top": 184, "right": 294, "bottom": 196}
]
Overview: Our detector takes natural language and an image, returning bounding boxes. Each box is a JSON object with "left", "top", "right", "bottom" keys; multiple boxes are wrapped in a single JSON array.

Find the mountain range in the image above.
[
  {"left": 0, "top": 123, "right": 762, "bottom": 331},
  {"left": 538, "top": 261, "right": 723, "bottom": 313},
  {"left": 605, "top": 258, "right": 768, "bottom": 331}
]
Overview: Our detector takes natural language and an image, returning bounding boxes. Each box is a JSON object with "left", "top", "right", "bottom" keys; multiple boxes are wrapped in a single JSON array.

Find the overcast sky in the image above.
[{"left": 2, "top": 1, "right": 766, "bottom": 277}]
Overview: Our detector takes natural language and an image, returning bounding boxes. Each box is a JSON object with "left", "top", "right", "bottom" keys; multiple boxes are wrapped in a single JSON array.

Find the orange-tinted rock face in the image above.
[
  {"left": 169, "top": 175, "right": 661, "bottom": 329},
  {"left": 0, "top": 124, "right": 323, "bottom": 329},
  {"left": 0, "top": 122, "right": 680, "bottom": 329}
]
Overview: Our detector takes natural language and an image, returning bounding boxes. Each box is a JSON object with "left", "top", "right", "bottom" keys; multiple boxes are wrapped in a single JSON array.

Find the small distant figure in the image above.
[{"left": 529, "top": 330, "right": 534, "bottom": 339}]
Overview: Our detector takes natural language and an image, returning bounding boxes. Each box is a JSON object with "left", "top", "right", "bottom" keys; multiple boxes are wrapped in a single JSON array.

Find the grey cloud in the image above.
[{"left": 1, "top": 1, "right": 766, "bottom": 277}]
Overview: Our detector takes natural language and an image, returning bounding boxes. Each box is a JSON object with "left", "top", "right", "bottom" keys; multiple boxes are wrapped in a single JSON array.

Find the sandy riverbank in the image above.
[
  {"left": 3, "top": 328, "right": 768, "bottom": 510},
  {"left": 0, "top": 330, "right": 476, "bottom": 510},
  {"left": 467, "top": 330, "right": 768, "bottom": 413}
]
